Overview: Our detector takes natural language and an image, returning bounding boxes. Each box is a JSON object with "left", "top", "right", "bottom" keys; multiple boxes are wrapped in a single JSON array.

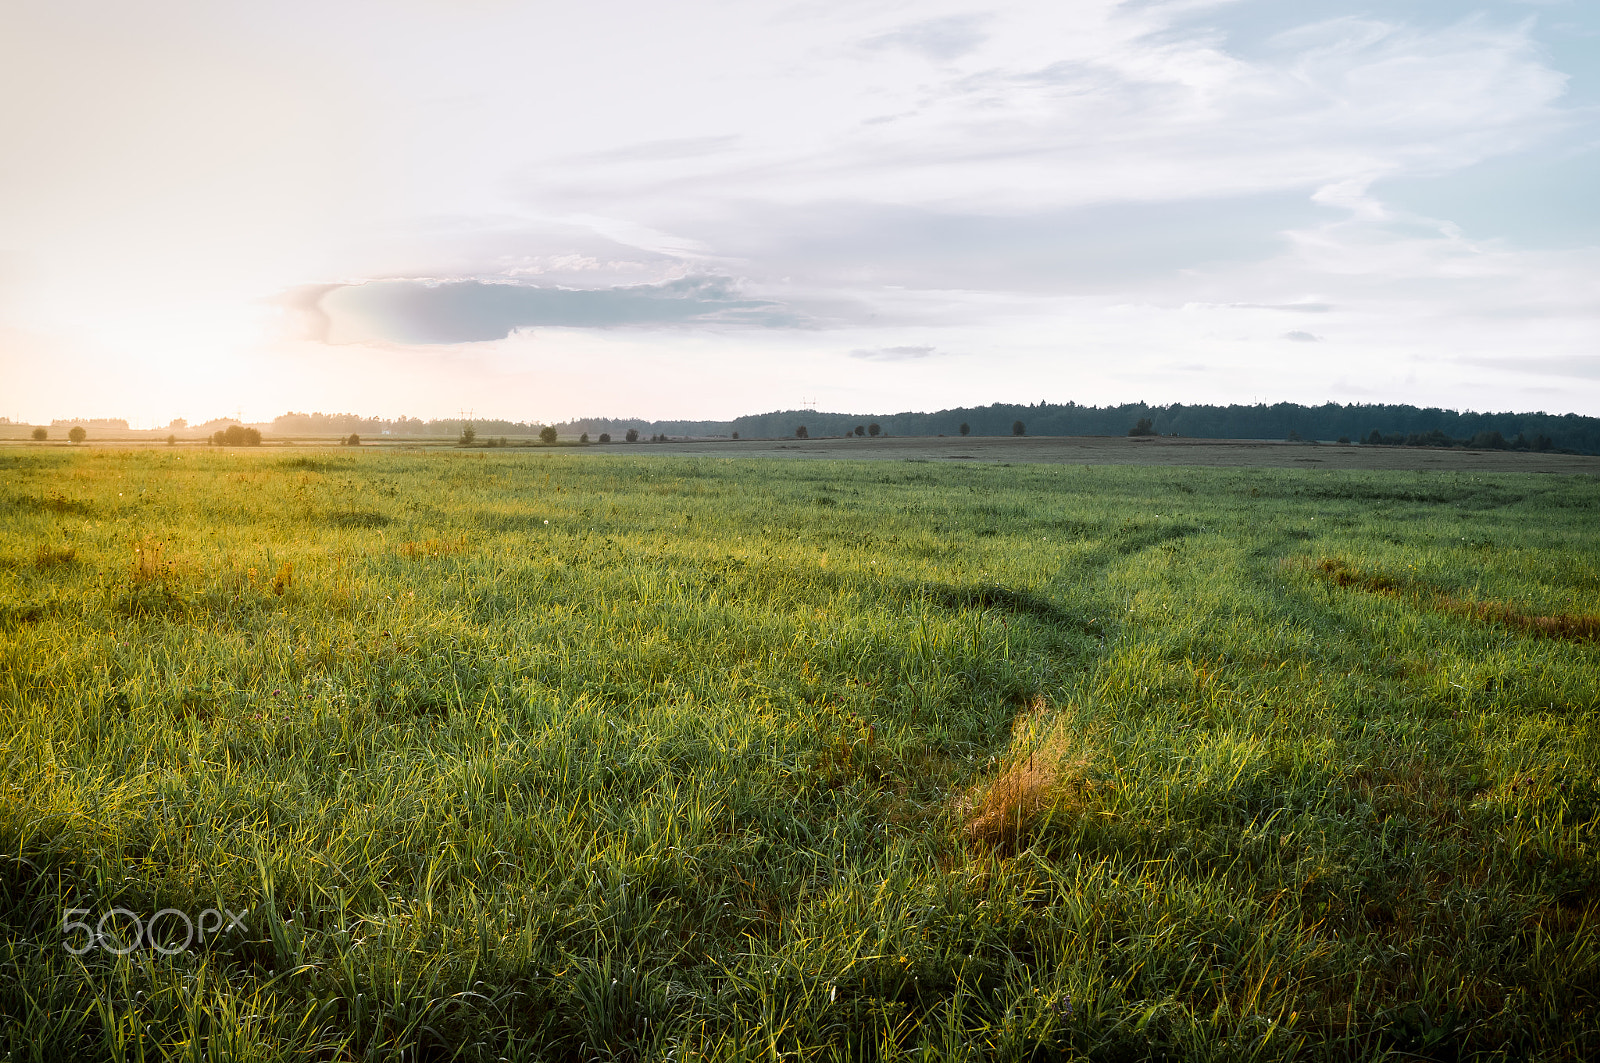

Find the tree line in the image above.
[{"left": 252, "top": 401, "right": 1600, "bottom": 454}]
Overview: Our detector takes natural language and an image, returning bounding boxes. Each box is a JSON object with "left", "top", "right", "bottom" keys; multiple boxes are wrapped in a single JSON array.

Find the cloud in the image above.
[
  {"left": 1283, "top": 330, "right": 1321, "bottom": 342},
  {"left": 861, "top": 15, "right": 990, "bottom": 61},
  {"left": 319, "top": 276, "right": 800, "bottom": 344},
  {"left": 849, "top": 345, "right": 940, "bottom": 361},
  {"left": 1231, "top": 302, "right": 1333, "bottom": 313}
]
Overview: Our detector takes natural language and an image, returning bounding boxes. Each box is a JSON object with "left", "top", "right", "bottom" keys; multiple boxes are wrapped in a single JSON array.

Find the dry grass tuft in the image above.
[
  {"left": 398, "top": 535, "right": 468, "bottom": 559},
  {"left": 1310, "top": 556, "right": 1600, "bottom": 641},
  {"left": 34, "top": 543, "right": 77, "bottom": 568},
  {"left": 131, "top": 538, "right": 174, "bottom": 581},
  {"left": 962, "top": 706, "right": 1093, "bottom": 855}
]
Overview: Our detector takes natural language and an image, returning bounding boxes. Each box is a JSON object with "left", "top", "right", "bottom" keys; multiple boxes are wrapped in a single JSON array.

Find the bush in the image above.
[
  {"left": 539, "top": 426, "right": 558, "bottom": 444},
  {"left": 1011, "top": 420, "right": 1025, "bottom": 436},
  {"left": 854, "top": 425, "right": 865, "bottom": 436},
  {"left": 795, "top": 425, "right": 808, "bottom": 439},
  {"left": 579, "top": 432, "right": 589, "bottom": 443},
  {"left": 732, "top": 431, "right": 739, "bottom": 439},
  {"left": 345, "top": 433, "right": 360, "bottom": 446},
  {"left": 30, "top": 427, "right": 45, "bottom": 441},
  {"left": 598, "top": 432, "right": 610, "bottom": 443},
  {"left": 1337, "top": 436, "right": 1350, "bottom": 445},
  {"left": 460, "top": 423, "right": 476, "bottom": 445},
  {"left": 625, "top": 428, "right": 639, "bottom": 443},
  {"left": 212, "top": 425, "right": 261, "bottom": 446},
  {"left": 1128, "top": 418, "right": 1155, "bottom": 437},
  {"left": 868, "top": 423, "right": 880, "bottom": 437},
  {"left": 166, "top": 434, "right": 177, "bottom": 445},
  {"left": 68, "top": 426, "right": 87, "bottom": 444},
  {"left": 959, "top": 422, "right": 970, "bottom": 436}
]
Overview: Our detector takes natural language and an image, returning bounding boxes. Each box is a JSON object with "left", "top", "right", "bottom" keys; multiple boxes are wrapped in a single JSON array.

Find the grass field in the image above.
[{"left": 1, "top": 447, "right": 1597, "bottom": 1061}]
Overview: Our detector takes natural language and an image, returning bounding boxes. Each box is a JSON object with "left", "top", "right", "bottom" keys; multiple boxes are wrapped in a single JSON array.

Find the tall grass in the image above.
[{"left": 0, "top": 448, "right": 1596, "bottom": 1059}]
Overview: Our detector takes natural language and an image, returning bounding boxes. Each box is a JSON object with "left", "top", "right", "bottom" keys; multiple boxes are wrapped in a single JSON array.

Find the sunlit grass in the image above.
[{"left": 1, "top": 448, "right": 1597, "bottom": 1059}]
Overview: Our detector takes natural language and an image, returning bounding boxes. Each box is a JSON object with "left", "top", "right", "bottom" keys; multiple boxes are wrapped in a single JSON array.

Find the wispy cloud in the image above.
[
  {"left": 849, "top": 344, "right": 941, "bottom": 361},
  {"left": 861, "top": 15, "right": 991, "bottom": 61}
]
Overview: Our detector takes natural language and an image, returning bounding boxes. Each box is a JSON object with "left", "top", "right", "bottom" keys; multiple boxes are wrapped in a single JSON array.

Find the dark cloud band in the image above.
[{"left": 318, "top": 276, "right": 796, "bottom": 344}]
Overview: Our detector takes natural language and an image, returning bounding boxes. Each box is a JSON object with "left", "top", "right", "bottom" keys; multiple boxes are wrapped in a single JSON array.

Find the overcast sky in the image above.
[{"left": 2, "top": 0, "right": 1597, "bottom": 425}]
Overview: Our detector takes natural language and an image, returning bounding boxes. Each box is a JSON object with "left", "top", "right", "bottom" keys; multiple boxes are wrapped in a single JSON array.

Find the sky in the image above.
[{"left": 1, "top": 0, "right": 1597, "bottom": 426}]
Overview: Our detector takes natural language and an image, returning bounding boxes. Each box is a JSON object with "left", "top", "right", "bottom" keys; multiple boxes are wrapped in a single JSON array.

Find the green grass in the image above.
[{"left": 1, "top": 447, "right": 1597, "bottom": 1060}]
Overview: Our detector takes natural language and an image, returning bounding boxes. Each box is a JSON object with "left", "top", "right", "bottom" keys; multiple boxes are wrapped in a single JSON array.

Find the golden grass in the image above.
[
  {"left": 962, "top": 704, "right": 1093, "bottom": 855},
  {"left": 397, "top": 535, "right": 468, "bottom": 559}
]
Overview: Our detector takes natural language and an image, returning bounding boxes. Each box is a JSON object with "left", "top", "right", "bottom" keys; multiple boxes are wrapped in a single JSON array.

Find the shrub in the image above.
[
  {"left": 68, "top": 426, "right": 87, "bottom": 444},
  {"left": 345, "top": 433, "right": 361, "bottom": 446},
  {"left": 460, "top": 423, "right": 476, "bottom": 445},
  {"left": 868, "top": 423, "right": 880, "bottom": 437},
  {"left": 732, "top": 431, "right": 739, "bottom": 439},
  {"left": 579, "top": 432, "right": 589, "bottom": 443},
  {"left": 1337, "top": 436, "right": 1350, "bottom": 445},
  {"left": 1128, "top": 418, "right": 1155, "bottom": 437},
  {"left": 959, "top": 422, "right": 970, "bottom": 436},
  {"left": 854, "top": 425, "right": 865, "bottom": 436},
  {"left": 795, "top": 425, "right": 808, "bottom": 439},
  {"left": 166, "top": 434, "right": 177, "bottom": 445},
  {"left": 538, "top": 425, "right": 557, "bottom": 444},
  {"left": 212, "top": 425, "right": 261, "bottom": 446},
  {"left": 31, "top": 427, "right": 46, "bottom": 441},
  {"left": 625, "top": 428, "right": 639, "bottom": 443},
  {"left": 598, "top": 432, "right": 611, "bottom": 443},
  {"left": 1287, "top": 429, "right": 1301, "bottom": 442},
  {"left": 1011, "top": 420, "right": 1025, "bottom": 436}
]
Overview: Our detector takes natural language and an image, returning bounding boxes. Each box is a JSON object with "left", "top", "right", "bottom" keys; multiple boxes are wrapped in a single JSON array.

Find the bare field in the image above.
[
  {"left": 7, "top": 430, "right": 1599, "bottom": 474},
  {"left": 631, "top": 432, "right": 1600, "bottom": 472}
]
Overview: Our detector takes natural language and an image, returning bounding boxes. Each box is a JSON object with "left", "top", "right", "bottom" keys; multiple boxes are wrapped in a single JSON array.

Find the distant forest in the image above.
[{"left": 268, "top": 402, "right": 1600, "bottom": 454}]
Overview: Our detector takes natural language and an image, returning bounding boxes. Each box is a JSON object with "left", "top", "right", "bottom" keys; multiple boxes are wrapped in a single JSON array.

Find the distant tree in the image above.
[
  {"left": 539, "top": 425, "right": 558, "bottom": 444},
  {"left": 1337, "top": 436, "right": 1350, "bottom": 445},
  {"left": 1286, "top": 429, "right": 1301, "bottom": 442},
  {"left": 1011, "top": 420, "right": 1025, "bottom": 436},
  {"left": 1535, "top": 434, "right": 1554, "bottom": 451},
  {"left": 68, "top": 426, "right": 87, "bottom": 444},
  {"left": 625, "top": 428, "right": 639, "bottom": 443},
  {"left": 854, "top": 425, "right": 865, "bottom": 436},
  {"left": 868, "top": 423, "right": 880, "bottom": 437},
  {"left": 598, "top": 432, "right": 611, "bottom": 443},
  {"left": 166, "top": 434, "right": 177, "bottom": 445},
  {"left": 1367, "top": 429, "right": 1382, "bottom": 445},
  {"left": 459, "top": 422, "right": 476, "bottom": 445},
  {"left": 732, "top": 431, "right": 739, "bottom": 439},
  {"left": 795, "top": 425, "right": 808, "bottom": 438},
  {"left": 215, "top": 425, "right": 261, "bottom": 446},
  {"left": 1469, "top": 430, "right": 1507, "bottom": 450},
  {"left": 31, "top": 427, "right": 46, "bottom": 441},
  {"left": 1128, "top": 418, "right": 1155, "bottom": 437},
  {"left": 348, "top": 433, "right": 361, "bottom": 446},
  {"left": 579, "top": 431, "right": 589, "bottom": 443},
  {"left": 169, "top": 418, "right": 187, "bottom": 430},
  {"left": 959, "top": 422, "right": 970, "bottom": 436}
]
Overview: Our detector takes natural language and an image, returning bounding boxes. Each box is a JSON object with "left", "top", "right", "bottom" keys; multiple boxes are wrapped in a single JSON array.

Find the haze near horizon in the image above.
[{"left": 3, "top": 0, "right": 1598, "bottom": 427}]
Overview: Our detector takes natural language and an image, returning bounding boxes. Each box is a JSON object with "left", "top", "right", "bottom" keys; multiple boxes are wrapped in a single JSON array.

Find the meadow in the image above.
[{"left": 1, "top": 446, "right": 1597, "bottom": 1061}]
